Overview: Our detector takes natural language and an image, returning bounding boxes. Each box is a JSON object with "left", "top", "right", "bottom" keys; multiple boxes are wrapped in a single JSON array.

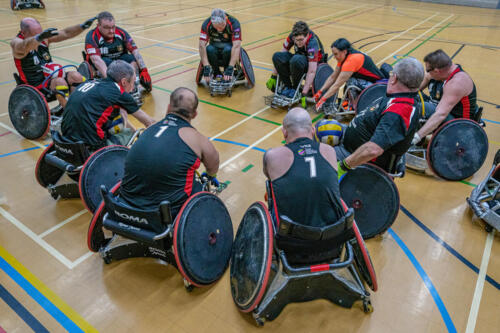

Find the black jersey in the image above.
[
  {"left": 120, "top": 114, "right": 202, "bottom": 211},
  {"left": 283, "top": 30, "right": 325, "bottom": 63},
  {"left": 61, "top": 78, "right": 139, "bottom": 147},
  {"left": 343, "top": 92, "right": 421, "bottom": 172},
  {"left": 200, "top": 14, "right": 241, "bottom": 44},
  {"left": 428, "top": 65, "right": 477, "bottom": 119},
  {"left": 270, "top": 137, "right": 342, "bottom": 228},
  {"left": 14, "top": 31, "right": 52, "bottom": 86},
  {"left": 85, "top": 26, "right": 137, "bottom": 60}
]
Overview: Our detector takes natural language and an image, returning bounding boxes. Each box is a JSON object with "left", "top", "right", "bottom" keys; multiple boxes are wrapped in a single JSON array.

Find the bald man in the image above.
[
  {"left": 119, "top": 87, "right": 220, "bottom": 216},
  {"left": 11, "top": 16, "right": 96, "bottom": 107},
  {"left": 264, "top": 108, "right": 343, "bottom": 230}
]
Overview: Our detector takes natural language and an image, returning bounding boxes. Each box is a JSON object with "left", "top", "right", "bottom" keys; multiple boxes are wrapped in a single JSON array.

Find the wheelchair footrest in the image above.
[
  {"left": 100, "top": 234, "right": 174, "bottom": 264},
  {"left": 405, "top": 151, "right": 428, "bottom": 172},
  {"left": 48, "top": 183, "right": 80, "bottom": 199}
]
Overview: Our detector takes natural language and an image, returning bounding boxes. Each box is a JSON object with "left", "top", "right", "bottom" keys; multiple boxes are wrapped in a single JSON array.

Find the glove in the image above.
[
  {"left": 201, "top": 172, "right": 220, "bottom": 187},
  {"left": 337, "top": 159, "right": 352, "bottom": 181},
  {"left": 315, "top": 96, "right": 327, "bottom": 111},
  {"left": 203, "top": 65, "right": 212, "bottom": 79},
  {"left": 266, "top": 75, "right": 277, "bottom": 91},
  {"left": 224, "top": 65, "right": 234, "bottom": 80},
  {"left": 411, "top": 132, "right": 422, "bottom": 145},
  {"left": 80, "top": 17, "right": 97, "bottom": 30},
  {"left": 35, "top": 28, "right": 58, "bottom": 42},
  {"left": 313, "top": 90, "right": 322, "bottom": 102},
  {"left": 139, "top": 68, "right": 152, "bottom": 92}
]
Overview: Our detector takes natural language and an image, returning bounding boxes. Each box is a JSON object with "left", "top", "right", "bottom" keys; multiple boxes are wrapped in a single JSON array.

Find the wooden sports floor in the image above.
[{"left": 0, "top": 0, "right": 499, "bottom": 332}]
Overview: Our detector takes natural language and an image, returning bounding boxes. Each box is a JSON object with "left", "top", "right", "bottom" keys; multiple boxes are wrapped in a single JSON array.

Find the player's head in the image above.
[
  {"left": 107, "top": 60, "right": 136, "bottom": 93},
  {"left": 331, "top": 38, "right": 352, "bottom": 63},
  {"left": 20, "top": 18, "right": 42, "bottom": 37},
  {"left": 168, "top": 87, "right": 199, "bottom": 120},
  {"left": 97, "top": 11, "right": 116, "bottom": 40},
  {"left": 387, "top": 57, "right": 425, "bottom": 94},
  {"left": 423, "top": 49, "right": 452, "bottom": 81},
  {"left": 282, "top": 107, "right": 314, "bottom": 142},
  {"left": 211, "top": 9, "right": 227, "bottom": 32},
  {"left": 291, "top": 21, "right": 309, "bottom": 48}
]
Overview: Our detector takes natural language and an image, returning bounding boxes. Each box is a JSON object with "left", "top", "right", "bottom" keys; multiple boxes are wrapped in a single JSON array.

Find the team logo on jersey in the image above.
[
  {"left": 87, "top": 47, "right": 97, "bottom": 55},
  {"left": 297, "top": 148, "right": 305, "bottom": 155},
  {"left": 435, "top": 91, "right": 441, "bottom": 99},
  {"left": 43, "top": 52, "right": 51, "bottom": 61},
  {"left": 223, "top": 33, "right": 228, "bottom": 39},
  {"left": 117, "top": 44, "right": 123, "bottom": 52},
  {"left": 233, "top": 29, "right": 240, "bottom": 39},
  {"left": 307, "top": 48, "right": 315, "bottom": 60},
  {"left": 200, "top": 32, "right": 207, "bottom": 40}
]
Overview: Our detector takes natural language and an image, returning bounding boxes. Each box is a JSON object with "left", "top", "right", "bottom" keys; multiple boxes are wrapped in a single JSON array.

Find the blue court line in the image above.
[
  {"left": 483, "top": 118, "right": 500, "bottom": 125},
  {"left": 0, "top": 284, "right": 49, "bottom": 332},
  {"left": 0, "top": 79, "right": 15, "bottom": 86},
  {"left": 400, "top": 205, "right": 500, "bottom": 291},
  {"left": 154, "top": 44, "right": 197, "bottom": 55},
  {"left": 253, "top": 65, "right": 272, "bottom": 72},
  {"left": 0, "top": 257, "right": 84, "bottom": 333},
  {"left": 211, "top": 138, "right": 267, "bottom": 152},
  {"left": 388, "top": 229, "right": 457, "bottom": 333},
  {"left": 0, "top": 146, "right": 41, "bottom": 158}
]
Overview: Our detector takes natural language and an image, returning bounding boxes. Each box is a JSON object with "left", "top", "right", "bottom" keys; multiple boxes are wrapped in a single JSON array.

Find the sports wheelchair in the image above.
[
  {"left": 230, "top": 181, "right": 377, "bottom": 325},
  {"left": 467, "top": 149, "right": 500, "bottom": 232},
  {"left": 87, "top": 175, "right": 232, "bottom": 291},
  {"left": 78, "top": 52, "right": 145, "bottom": 106},
  {"left": 35, "top": 130, "right": 142, "bottom": 212},
  {"left": 196, "top": 48, "right": 255, "bottom": 97},
  {"left": 313, "top": 63, "right": 392, "bottom": 118},
  {"left": 8, "top": 65, "right": 80, "bottom": 140},
  {"left": 11, "top": 0, "right": 44, "bottom": 10}
]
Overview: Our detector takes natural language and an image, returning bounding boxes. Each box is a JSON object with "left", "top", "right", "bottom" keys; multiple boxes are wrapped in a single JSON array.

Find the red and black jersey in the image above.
[
  {"left": 337, "top": 49, "right": 383, "bottom": 82},
  {"left": 85, "top": 26, "right": 137, "bottom": 60},
  {"left": 428, "top": 65, "right": 477, "bottom": 119},
  {"left": 344, "top": 92, "right": 421, "bottom": 172},
  {"left": 61, "top": 78, "right": 139, "bottom": 147},
  {"left": 13, "top": 31, "right": 52, "bottom": 86},
  {"left": 200, "top": 14, "right": 241, "bottom": 44},
  {"left": 120, "top": 113, "right": 202, "bottom": 211},
  {"left": 283, "top": 30, "right": 325, "bottom": 63}
]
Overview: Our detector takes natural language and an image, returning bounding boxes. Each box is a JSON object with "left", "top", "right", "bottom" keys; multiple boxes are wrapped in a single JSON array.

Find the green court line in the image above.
[
  {"left": 52, "top": 55, "right": 79, "bottom": 65},
  {"left": 243, "top": 35, "right": 275, "bottom": 47},
  {"left": 460, "top": 180, "right": 476, "bottom": 187},
  {"left": 151, "top": 64, "right": 183, "bottom": 76},
  {"left": 242, "top": 164, "right": 254, "bottom": 172}
]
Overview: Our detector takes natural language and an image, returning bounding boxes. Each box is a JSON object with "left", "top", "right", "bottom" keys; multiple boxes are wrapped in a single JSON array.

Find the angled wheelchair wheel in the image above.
[
  {"left": 35, "top": 143, "right": 64, "bottom": 188},
  {"left": 230, "top": 201, "right": 274, "bottom": 312},
  {"left": 354, "top": 82, "right": 387, "bottom": 114},
  {"left": 427, "top": 119, "right": 488, "bottom": 181},
  {"left": 77, "top": 61, "right": 93, "bottom": 80},
  {"left": 240, "top": 48, "right": 255, "bottom": 88},
  {"left": 79, "top": 145, "right": 129, "bottom": 213},
  {"left": 313, "top": 63, "right": 335, "bottom": 105},
  {"left": 11, "top": 0, "right": 17, "bottom": 10},
  {"left": 87, "top": 182, "right": 121, "bottom": 252},
  {"left": 351, "top": 221, "right": 378, "bottom": 291},
  {"left": 8, "top": 85, "right": 51, "bottom": 140},
  {"left": 173, "top": 192, "right": 233, "bottom": 287},
  {"left": 340, "top": 164, "right": 399, "bottom": 239},
  {"left": 195, "top": 61, "right": 204, "bottom": 85}
]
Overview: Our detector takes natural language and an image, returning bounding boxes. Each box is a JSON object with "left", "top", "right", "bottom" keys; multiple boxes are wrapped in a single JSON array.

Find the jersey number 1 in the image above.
[{"left": 304, "top": 157, "right": 317, "bottom": 178}]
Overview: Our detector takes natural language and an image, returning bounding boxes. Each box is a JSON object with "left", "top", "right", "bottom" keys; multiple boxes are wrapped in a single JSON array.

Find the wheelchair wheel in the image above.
[
  {"left": 351, "top": 222, "right": 378, "bottom": 291},
  {"left": 79, "top": 145, "right": 129, "bottom": 213},
  {"left": 313, "top": 64, "right": 335, "bottom": 105},
  {"left": 11, "top": 0, "right": 17, "bottom": 10},
  {"left": 35, "top": 143, "right": 64, "bottom": 188},
  {"left": 240, "top": 48, "right": 255, "bottom": 88},
  {"left": 195, "top": 61, "right": 204, "bottom": 85},
  {"left": 8, "top": 85, "right": 51, "bottom": 140},
  {"left": 87, "top": 182, "right": 121, "bottom": 252},
  {"left": 340, "top": 163, "right": 399, "bottom": 239},
  {"left": 173, "top": 192, "right": 233, "bottom": 287},
  {"left": 427, "top": 119, "right": 488, "bottom": 181},
  {"left": 230, "top": 201, "right": 274, "bottom": 312},
  {"left": 77, "top": 61, "right": 93, "bottom": 80},
  {"left": 354, "top": 82, "right": 387, "bottom": 114}
]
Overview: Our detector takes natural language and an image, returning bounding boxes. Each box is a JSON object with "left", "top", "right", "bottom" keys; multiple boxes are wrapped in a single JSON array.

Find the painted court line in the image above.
[
  {"left": 38, "top": 210, "right": 88, "bottom": 239},
  {"left": 465, "top": 230, "right": 495, "bottom": 333},
  {"left": 0, "top": 122, "right": 47, "bottom": 150},
  {"left": 210, "top": 106, "right": 271, "bottom": 141}
]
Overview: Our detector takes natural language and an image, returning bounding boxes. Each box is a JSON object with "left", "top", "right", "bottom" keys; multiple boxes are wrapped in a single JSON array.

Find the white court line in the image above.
[
  {"left": 465, "top": 230, "right": 495, "bottom": 333},
  {"left": 377, "top": 14, "right": 454, "bottom": 65},
  {"left": 0, "top": 206, "right": 74, "bottom": 269},
  {"left": 0, "top": 121, "right": 46, "bottom": 149},
  {"left": 38, "top": 209, "right": 88, "bottom": 238},
  {"left": 0, "top": 113, "right": 7, "bottom": 117},
  {"left": 71, "top": 251, "right": 94, "bottom": 267},
  {"left": 149, "top": 54, "right": 198, "bottom": 70},
  {"left": 365, "top": 13, "right": 438, "bottom": 54},
  {"left": 211, "top": 106, "right": 271, "bottom": 141}
]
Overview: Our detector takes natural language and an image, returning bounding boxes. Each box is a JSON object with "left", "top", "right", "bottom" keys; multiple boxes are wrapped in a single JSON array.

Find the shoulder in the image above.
[
  {"left": 228, "top": 15, "right": 240, "bottom": 26},
  {"left": 264, "top": 146, "right": 290, "bottom": 161},
  {"left": 201, "top": 18, "right": 210, "bottom": 29},
  {"left": 319, "top": 143, "right": 337, "bottom": 164},
  {"left": 447, "top": 70, "right": 473, "bottom": 91},
  {"left": 86, "top": 28, "right": 97, "bottom": 39}
]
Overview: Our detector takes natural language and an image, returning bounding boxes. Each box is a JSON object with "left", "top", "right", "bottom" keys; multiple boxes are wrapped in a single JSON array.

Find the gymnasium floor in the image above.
[{"left": 0, "top": 0, "right": 499, "bottom": 332}]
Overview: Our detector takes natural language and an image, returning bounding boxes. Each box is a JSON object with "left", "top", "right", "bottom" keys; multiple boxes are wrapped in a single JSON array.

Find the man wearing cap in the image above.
[{"left": 199, "top": 9, "right": 242, "bottom": 82}]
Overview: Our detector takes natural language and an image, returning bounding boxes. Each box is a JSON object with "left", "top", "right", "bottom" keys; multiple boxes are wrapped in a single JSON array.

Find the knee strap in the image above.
[{"left": 55, "top": 85, "right": 69, "bottom": 97}]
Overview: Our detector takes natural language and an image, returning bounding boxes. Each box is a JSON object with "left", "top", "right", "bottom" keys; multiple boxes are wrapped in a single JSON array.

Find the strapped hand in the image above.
[
  {"left": 315, "top": 96, "right": 327, "bottom": 111},
  {"left": 337, "top": 159, "right": 352, "bottom": 181},
  {"left": 36, "top": 28, "right": 58, "bottom": 42},
  {"left": 80, "top": 17, "right": 97, "bottom": 30},
  {"left": 313, "top": 90, "right": 322, "bottom": 102},
  {"left": 411, "top": 132, "right": 422, "bottom": 145},
  {"left": 224, "top": 65, "right": 234, "bottom": 81},
  {"left": 266, "top": 75, "right": 277, "bottom": 91},
  {"left": 201, "top": 172, "right": 220, "bottom": 187},
  {"left": 203, "top": 65, "right": 212, "bottom": 82},
  {"left": 139, "top": 68, "right": 152, "bottom": 92}
]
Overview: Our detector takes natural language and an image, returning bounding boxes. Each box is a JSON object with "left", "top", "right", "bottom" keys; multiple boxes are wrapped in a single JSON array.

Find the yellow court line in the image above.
[
  {"left": 0, "top": 244, "right": 98, "bottom": 333},
  {"left": 490, "top": 140, "right": 500, "bottom": 146}
]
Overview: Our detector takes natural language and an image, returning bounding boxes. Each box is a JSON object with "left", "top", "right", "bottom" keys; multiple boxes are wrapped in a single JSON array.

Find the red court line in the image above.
[
  {"left": 0, "top": 131, "right": 12, "bottom": 138},
  {"left": 246, "top": 6, "right": 382, "bottom": 51},
  {"left": 152, "top": 68, "right": 195, "bottom": 84}
]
